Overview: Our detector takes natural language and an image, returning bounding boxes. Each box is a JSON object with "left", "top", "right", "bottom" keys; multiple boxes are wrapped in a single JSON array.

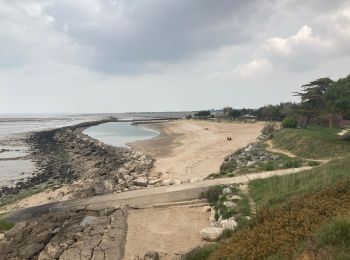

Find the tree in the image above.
[
  {"left": 295, "top": 77, "right": 334, "bottom": 128},
  {"left": 223, "top": 107, "right": 240, "bottom": 119},
  {"left": 194, "top": 110, "right": 211, "bottom": 118},
  {"left": 326, "top": 75, "right": 350, "bottom": 120}
]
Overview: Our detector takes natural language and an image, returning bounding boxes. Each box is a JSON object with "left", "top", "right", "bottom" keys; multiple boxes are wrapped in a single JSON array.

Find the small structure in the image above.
[{"left": 239, "top": 114, "right": 257, "bottom": 123}]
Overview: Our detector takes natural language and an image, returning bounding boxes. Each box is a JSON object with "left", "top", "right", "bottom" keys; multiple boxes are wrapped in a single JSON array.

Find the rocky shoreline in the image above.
[{"left": 0, "top": 118, "right": 156, "bottom": 204}]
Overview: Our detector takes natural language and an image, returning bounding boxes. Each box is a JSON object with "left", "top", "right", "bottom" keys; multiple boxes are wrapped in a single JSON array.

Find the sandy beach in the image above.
[
  {"left": 130, "top": 120, "right": 265, "bottom": 181},
  {"left": 124, "top": 206, "right": 210, "bottom": 259}
]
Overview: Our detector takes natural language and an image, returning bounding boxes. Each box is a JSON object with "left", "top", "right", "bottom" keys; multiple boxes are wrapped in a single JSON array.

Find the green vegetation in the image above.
[
  {"left": 0, "top": 185, "right": 45, "bottom": 208},
  {"left": 316, "top": 216, "right": 350, "bottom": 249},
  {"left": 327, "top": 75, "right": 350, "bottom": 118},
  {"left": 295, "top": 77, "right": 333, "bottom": 128},
  {"left": 200, "top": 147, "right": 350, "bottom": 259},
  {"left": 273, "top": 126, "right": 350, "bottom": 159},
  {"left": 0, "top": 219, "right": 14, "bottom": 232},
  {"left": 183, "top": 244, "right": 219, "bottom": 260},
  {"left": 202, "top": 185, "right": 251, "bottom": 225},
  {"left": 249, "top": 156, "right": 350, "bottom": 209},
  {"left": 282, "top": 116, "right": 298, "bottom": 128},
  {"left": 193, "top": 110, "right": 212, "bottom": 118},
  {"left": 209, "top": 178, "right": 350, "bottom": 259}
]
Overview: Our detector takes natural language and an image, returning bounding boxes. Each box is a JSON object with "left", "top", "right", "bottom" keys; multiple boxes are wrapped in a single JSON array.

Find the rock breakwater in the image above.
[{"left": 0, "top": 119, "right": 154, "bottom": 202}]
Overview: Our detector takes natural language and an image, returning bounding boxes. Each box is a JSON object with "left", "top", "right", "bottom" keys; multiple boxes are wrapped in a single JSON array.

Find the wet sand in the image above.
[{"left": 130, "top": 120, "right": 265, "bottom": 181}]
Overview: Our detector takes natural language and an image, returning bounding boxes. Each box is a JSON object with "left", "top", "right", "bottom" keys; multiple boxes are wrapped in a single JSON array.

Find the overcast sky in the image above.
[{"left": 0, "top": 0, "right": 350, "bottom": 113}]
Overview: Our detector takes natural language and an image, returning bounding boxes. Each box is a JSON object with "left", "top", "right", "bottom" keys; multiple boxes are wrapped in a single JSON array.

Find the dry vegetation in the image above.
[{"left": 209, "top": 178, "right": 350, "bottom": 259}]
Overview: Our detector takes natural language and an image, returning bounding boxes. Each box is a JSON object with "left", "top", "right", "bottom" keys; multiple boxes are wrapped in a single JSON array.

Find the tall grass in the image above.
[
  {"left": 273, "top": 126, "right": 350, "bottom": 159},
  {"left": 249, "top": 156, "right": 350, "bottom": 209}
]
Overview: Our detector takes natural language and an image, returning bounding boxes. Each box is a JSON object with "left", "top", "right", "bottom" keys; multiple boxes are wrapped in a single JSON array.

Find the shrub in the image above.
[
  {"left": 263, "top": 161, "right": 275, "bottom": 171},
  {"left": 262, "top": 123, "right": 278, "bottom": 137},
  {"left": 307, "top": 160, "right": 320, "bottom": 167},
  {"left": 282, "top": 116, "right": 298, "bottom": 128},
  {"left": 182, "top": 244, "right": 218, "bottom": 260},
  {"left": 0, "top": 220, "right": 15, "bottom": 232},
  {"left": 201, "top": 186, "right": 222, "bottom": 205},
  {"left": 283, "top": 159, "right": 302, "bottom": 168}
]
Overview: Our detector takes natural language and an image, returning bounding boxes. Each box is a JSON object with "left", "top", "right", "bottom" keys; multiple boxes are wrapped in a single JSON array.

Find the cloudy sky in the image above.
[{"left": 1, "top": 0, "right": 350, "bottom": 113}]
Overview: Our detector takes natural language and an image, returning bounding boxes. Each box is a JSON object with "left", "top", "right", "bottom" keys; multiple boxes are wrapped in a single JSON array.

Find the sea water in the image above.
[{"left": 83, "top": 122, "right": 159, "bottom": 147}]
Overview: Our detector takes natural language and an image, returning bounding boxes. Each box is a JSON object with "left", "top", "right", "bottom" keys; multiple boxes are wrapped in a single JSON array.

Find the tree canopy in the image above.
[{"left": 326, "top": 75, "right": 350, "bottom": 119}]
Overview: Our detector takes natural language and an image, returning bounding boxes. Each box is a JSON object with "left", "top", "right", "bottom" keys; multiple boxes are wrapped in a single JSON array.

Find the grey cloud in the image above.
[{"left": 45, "top": 0, "right": 261, "bottom": 73}]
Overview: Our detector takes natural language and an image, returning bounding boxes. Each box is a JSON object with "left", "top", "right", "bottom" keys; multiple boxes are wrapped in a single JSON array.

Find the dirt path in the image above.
[
  {"left": 124, "top": 206, "right": 210, "bottom": 259},
  {"left": 130, "top": 120, "right": 265, "bottom": 181},
  {"left": 265, "top": 140, "right": 297, "bottom": 158},
  {"left": 265, "top": 140, "right": 330, "bottom": 163}
]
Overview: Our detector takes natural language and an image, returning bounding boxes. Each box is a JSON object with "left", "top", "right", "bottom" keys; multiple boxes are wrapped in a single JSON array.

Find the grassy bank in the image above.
[
  {"left": 209, "top": 178, "right": 350, "bottom": 259},
  {"left": 188, "top": 126, "right": 350, "bottom": 259},
  {"left": 272, "top": 126, "right": 350, "bottom": 159},
  {"left": 249, "top": 156, "right": 350, "bottom": 209}
]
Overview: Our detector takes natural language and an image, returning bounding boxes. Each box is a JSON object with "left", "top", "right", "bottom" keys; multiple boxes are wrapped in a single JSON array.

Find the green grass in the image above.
[
  {"left": 316, "top": 216, "right": 350, "bottom": 249},
  {"left": 0, "top": 219, "right": 14, "bottom": 232},
  {"left": 249, "top": 156, "right": 350, "bottom": 209},
  {"left": 183, "top": 244, "right": 219, "bottom": 260},
  {"left": 273, "top": 125, "right": 350, "bottom": 159}
]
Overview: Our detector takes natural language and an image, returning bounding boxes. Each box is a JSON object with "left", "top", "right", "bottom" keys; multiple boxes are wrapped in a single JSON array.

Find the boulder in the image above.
[
  {"left": 173, "top": 179, "right": 182, "bottom": 185},
  {"left": 220, "top": 217, "right": 237, "bottom": 231},
  {"left": 200, "top": 227, "right": 223, "bottom": 241},
  {"left": 247, "top": 161, "right": 257, "bottom": 167},
  {"left": 203, "top": 206, "right": 211, "bottom": 212},
  {"left": 162, "top": 179, "right": 175, "bottom": 186},
  {"left": 209, "top": 208, "right": 216, "bottom": 224},
  {"left": 223, "top": 201, "right": 237, "bottom": 209},
  {"left": 222, "top": 187, "right": 232, "bottom": 195},
  {"left": 80, "top": 215, "right": 99, "bottom": 227},
  {"left": 226, "top": 195, "right": 242, "bottom": 201},
  {"left": 134, "top": 177, "right": 148, "bottom": 187},
  {"left": 93, "top": 184, "right": 105, "bottom": 195},
  {"left": 144, "top": 251, "right": 159, "bottom": 260},
  {"left": 148, "top": 179, "right": 161, "bottom": 185},
  {"left": 103, "top": 179, "right": 116, "bottom": 192},
  {"left": 46, "top": 242, "right": 64, "bottom": 258},
  {"left": 38, "top": 250, "right": 52, "bottom": 260},
  {"left": 123, "top": 175, "right": 134, "bottom": 182}
]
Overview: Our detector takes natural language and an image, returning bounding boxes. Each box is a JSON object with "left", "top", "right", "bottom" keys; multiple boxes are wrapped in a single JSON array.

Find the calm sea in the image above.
[{"left": 83, "top": 122, "right": 159, "bottom": 147}]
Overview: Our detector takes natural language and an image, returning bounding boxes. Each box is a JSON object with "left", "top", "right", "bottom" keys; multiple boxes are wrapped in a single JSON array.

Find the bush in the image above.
[
  {"left": 307, "top": 160, "right": 321, "bottom": 167},
  {"left": 263, "top": 161, "right": 275, "bottom": 171},
  {"left": 262, "top": 123, "right": 278, "bottom": 137},
  {"left": 0, "top": 220, "right": 15, "bottom": 232},
  {"left": 182, "top": 244, "right": 218, "bottom": 260},
  {"left": 282, "top": 116, "right": 298, "bottom": 128},
  {"left": 201, "top": 186, "right": 222, "bottom": 205},
  {"left": 283, "top": 159, "right": 302, "bottom": 168}
]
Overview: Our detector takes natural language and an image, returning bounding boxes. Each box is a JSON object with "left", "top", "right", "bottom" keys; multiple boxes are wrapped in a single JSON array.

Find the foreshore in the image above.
[
  {"left": 129, "top": 120, "right": 265, "bottom": 181},
  {"left": 0, "top": 118, "right": 159, "bottom": 214},
  {"left": 0, "top": 118, "right": 267, "bottom": 259}
]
